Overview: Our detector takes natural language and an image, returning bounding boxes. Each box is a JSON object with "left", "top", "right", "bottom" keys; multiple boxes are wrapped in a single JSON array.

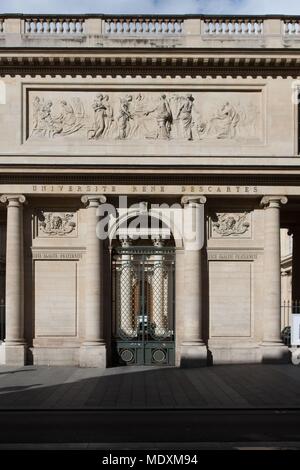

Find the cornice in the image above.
[
  {"left": 0, "top": 50, "right": 300, "bottom": 77},
  {"left": 2, "top": 171, "right": 300, "bottom": 186}
]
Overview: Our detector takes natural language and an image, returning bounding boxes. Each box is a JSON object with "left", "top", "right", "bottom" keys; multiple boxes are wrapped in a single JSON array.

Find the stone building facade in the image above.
[{"left": 0, "top": 14, "right": 300, "bottom": 367}]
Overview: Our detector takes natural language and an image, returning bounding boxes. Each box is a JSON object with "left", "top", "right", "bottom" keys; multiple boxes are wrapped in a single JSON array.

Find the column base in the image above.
[
  {"left": 5, "top": 343, "right": 27, "bottom": 366},
  {"left": 208, "top": 340, "right": 262, "bottom": 365},
  {"left": 0, "top": 341, "right": 6, "bottom": 365},
  {"left": 180, "top": 342, "right": 208, "bottom": 368},
  {"left": 31, "top": 347, "right": 79, "bottom": 366},
  {"left": 79, "top": 344, "right": 107, "bottom": 368},
  {"left": 260, "top": 342, "right": 290, "bottom": 364}
]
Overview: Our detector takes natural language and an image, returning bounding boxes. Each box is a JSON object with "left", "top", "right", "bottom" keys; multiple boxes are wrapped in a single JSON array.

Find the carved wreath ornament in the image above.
[
  {"left": 38, "top": 212, "right": 76, "bottom": 236},
  {"left": 212, "top": 212, "right": 250, "bottom": 237}
]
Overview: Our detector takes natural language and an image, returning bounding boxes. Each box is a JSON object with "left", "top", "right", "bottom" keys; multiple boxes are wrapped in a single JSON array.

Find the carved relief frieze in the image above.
[
  {"left": 27, "top": 90, "right": 263, "bottom": 144},
  {"left": 37, "top": 211, "right": 77, "bottom": 237},
  {"left": 211, "top": 212, "right": 251, "bottom": 238}
]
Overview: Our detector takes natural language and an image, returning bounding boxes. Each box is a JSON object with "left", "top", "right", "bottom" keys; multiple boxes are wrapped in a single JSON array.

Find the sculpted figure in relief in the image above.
[
  {"left": 145, "top": 93, "right": 173, "bottom": 139},
  {"left": 117, "top": 95, "right": 133, "bottom": 139},
  {"left": 30, "top": 93, "right": 260, "bottom": 143},
  {"left": 129, "top": 93, "right": 148, "bottom": 139},
  {"left": 55, "top": 99, "right": 85, "bottom": 136},
  {"left": 103, "top": 95, "right": 114, "bottom": 138},
  {"left": 31, "top": 96, "right": 85, "bottom": 138},
  {"left": 89, "top": 94, "right": 107, "bottom": 139},
  {"left": 88, "top": 94, "right": 115, "bottom": 139},
  {"left": 169, "top": 94, "right": 183, "bottom": 139},
  {"left": 32, "top": 96, "right": 41, "bottom": 135},
  {"left": 197, "top": 101, "right": 240, "bottom": 140},
  {"left": 39, "top": 100, "right": 62, "bottom": 138},
  {"left": 176, "top": 94, "right": 195, "bottom": 141}
]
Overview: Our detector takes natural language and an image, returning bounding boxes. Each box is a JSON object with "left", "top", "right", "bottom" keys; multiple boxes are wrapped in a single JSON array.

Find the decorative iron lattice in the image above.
[
  {"left": 112, "top": 246, "right": 175, "bottom": 366},
  {"left": 116, "top": 262, "right": 138, "bottom": 340},
  {"left": 150, "top": 262, "right": 171, "bottom": 340}
]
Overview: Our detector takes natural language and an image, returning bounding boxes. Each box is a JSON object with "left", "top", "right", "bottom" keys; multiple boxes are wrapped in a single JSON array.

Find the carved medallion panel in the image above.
[
  {"left": 210, "top": 212, "right": 252, "bottom": 239},
  {"left": 25, "top": 89, "right": 264, "bottom": 145},
  {"left": 37, "top": 211, "right": 78, "bottom": 238}
]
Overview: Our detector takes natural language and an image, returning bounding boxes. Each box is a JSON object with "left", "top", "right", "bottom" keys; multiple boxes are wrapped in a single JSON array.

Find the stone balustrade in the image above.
[
  {"left": 283, "top": 18, "right": 300, "bottom": 35},
  {"left": 203, "top": 18, "right": 264, "bottom": 35},
  {"left": 105, "top": 17, "right": 183, "bottom": 34},
  {"left": 24, "top": 17, "right": 85, "bottom": 34},
  {"left": 0, "top": 15, "right": 299, "bottom": 47}
]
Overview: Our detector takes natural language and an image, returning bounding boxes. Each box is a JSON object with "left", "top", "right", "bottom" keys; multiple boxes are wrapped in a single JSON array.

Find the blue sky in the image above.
[{"left": 0, "top": 0, "right": 299, "bottom": 15}]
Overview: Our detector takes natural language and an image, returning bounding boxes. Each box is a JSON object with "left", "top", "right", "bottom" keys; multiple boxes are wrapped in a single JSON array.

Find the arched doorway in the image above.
[{"left": 112, "top": 235, "right": 175, "bottom": 366}]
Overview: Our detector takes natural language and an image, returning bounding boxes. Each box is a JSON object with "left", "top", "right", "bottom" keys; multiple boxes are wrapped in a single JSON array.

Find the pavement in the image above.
[
  {"left": 0, "top": 364, "right": 300, "bottom": 449},
  {"left": 0, "top": 363, "right": 300, "bottom": 410},
  {"left": 0, "top": 409, "right": 300, "bottom": 449}
]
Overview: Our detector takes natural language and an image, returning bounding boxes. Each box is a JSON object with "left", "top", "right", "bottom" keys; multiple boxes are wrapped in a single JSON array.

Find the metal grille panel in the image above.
[{"left": 112, "top": 246, "right": 175, "bottom": 366}]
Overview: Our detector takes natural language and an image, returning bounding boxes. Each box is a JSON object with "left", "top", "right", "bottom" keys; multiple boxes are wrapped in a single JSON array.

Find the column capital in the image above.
[
  {"left": 81, "top": 194, "right": 107, "bottom": 208},
  {"left": 181, "top": 195, "right": 207, "bottom": 206},
  {"left": 260, "top": 196, "right": 288, "bottom": 209},
  {"left": 0, "top": 194, "right": 26, "bottom": 206}
]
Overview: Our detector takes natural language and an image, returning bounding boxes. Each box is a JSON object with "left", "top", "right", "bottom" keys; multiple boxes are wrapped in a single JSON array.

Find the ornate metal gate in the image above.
[{"left": 112, "top": 245, "right": 175, "bottom": 366}]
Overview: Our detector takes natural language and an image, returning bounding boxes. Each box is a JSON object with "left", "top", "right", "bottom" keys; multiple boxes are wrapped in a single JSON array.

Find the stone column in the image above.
[
  {"left": 151, "top": 236, "right": 168, "bottom": 337},
  {"left": 180, "top": 196, "right": 207, "bottom": 367},
  {"left": 281, "top": 270, "right": 292, "bottom": 329},
  {"left": 119, "top": 237, "right": 136, "bottom": 338},
  {"left": 261, "top": 196, "right": 289, "bottom": 362},
  {"left": 288, "top": 226, "right": 300, "bottom": 302},
  {"left": 0, "top": 195, "right": 26, "bottom": 366},
  {"left": 80, "top": 195, "right": 107, "bottom": 368}
]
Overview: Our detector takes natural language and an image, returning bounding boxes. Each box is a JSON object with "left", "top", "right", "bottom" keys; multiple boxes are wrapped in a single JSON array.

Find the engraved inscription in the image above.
[
  {"left": 208, "top": 252, "right": 258, "bottom": 261},
  {"left": 32, "top": 251, "right": 83, "bottom": 260},
  {"left": 28, "top": 184, "right": 259, "bottom": 195}
]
